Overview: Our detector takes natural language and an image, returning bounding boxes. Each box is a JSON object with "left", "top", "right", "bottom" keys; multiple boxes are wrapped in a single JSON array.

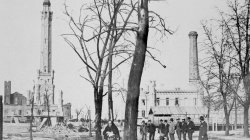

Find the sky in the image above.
[{"left": 0, "top": 0, "right": 228, "bottom": 119}]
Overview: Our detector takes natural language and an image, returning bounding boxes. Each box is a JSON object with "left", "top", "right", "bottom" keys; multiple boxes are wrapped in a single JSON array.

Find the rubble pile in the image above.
[
  {"left": 40, "top": 124, "right": 89, "bottom": 135},
  {"left": 41, "top": 125, "right": 76, "bottom": 135}
]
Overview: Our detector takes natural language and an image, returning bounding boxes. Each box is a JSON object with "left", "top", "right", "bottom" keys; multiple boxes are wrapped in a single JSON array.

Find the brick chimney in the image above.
[{"left": 188, "top": 31, "right": 200, "bottom": 83}]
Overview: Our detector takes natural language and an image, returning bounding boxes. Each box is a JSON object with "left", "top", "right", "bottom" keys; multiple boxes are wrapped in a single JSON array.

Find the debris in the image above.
[
  {"left": 37, "top": 118, "right": 47, "bottom": 130},
  {"left": 40, "top": 123, "right": 90, "bottom": 135},
  {"left": 78, "top": 126, "right": 89, "bottom": 132}
]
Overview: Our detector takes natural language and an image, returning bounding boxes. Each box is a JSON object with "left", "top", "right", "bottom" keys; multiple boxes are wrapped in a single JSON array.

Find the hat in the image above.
[
  {"left": 160, "top": 119, "right": 163, "bottom": 122},
  {"left": 176, "top": 118, "right": 180, "bottom": 120},
  {"left": 187, "top": 117, "right": 191, "bottom": 120},
  {"left": 164, "top": 120, "right": 168, "bottom": 122},
  {"left": 170, "top": 118, "right": 174, "bottom": 122},
  {"left": 182, "top": 119, "right": 185, "bottom": 121},
  {"left": 200, "top": 116, "right": 204, "bottom": 121}
]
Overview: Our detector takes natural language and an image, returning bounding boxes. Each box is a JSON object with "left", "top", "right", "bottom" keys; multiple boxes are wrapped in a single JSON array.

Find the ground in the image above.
[{"left": 3, "top": 123, "right": 250, "bottom": 140}]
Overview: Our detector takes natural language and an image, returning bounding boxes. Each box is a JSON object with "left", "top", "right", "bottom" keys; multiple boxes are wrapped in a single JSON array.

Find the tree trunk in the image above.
[
  {"left": 243, "top": 75, "right": 250, "bottom": 137},
  {"left": 207, "top": 105, "right": 210, "bottom": 131},
  {"left": 94, "top": 87, "right": 103, "bottom": 140},
  {"left": 123, "top": 1, "right": 149, "bottom": 140},
  {"left": 224, "top": 110, "right": 230, "bottom": 136},
  {"left": 243, "top": 105, "right": 249, "bottom": 137},
  {"left": 29, "top": 97, "right": 34, "bottom": 140},
  {"left": 88, "top": 109, "right": 92, "bottom": 137},
  {"left": 234, "top": 94, "right": 237, "bottom": 130},
  {"left": 108, "top": 50, "right": 114, "bottom": 121},
  {"left": 47, "top": 96, "right": 51, "bottom": 126},
  {"left": 223, "top": 97, "right": 230, "bottom": 136}
]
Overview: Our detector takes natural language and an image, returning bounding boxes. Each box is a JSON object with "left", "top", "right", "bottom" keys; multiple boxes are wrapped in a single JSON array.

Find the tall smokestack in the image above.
[{"left": 188, "top": 31, "right": 200, "bottom": 83}]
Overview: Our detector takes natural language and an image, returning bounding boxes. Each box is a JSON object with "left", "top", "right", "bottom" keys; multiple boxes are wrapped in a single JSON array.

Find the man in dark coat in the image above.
[
  {"left": 181, "top": 119, "right": 188, "bottom": 140},
  {"left": 164, "top": 120, "right": 170, "bottom": 140},
  {"left": 187, "top": 117, "right": 195, "bottom": 140},
  {"left": 198, "top": 116, "right": 208, "bottom": 140},
  {"left": 140, "top": 120, "right": 148, "bottom": 140},
  {"left": 176, "top": 118, "right": 182, "bottom": 140},
  {"left": 169, "top": 118, "right": 176, "bottom": 140},
  {"left": 158, "top": 119, "right": 165, "bottom": 140},
  {"left": 147, "top": 120, "right": 156, "bottom": 140},
  {"left": 103, "top": 121, "right": 120, "bottom": 140}
]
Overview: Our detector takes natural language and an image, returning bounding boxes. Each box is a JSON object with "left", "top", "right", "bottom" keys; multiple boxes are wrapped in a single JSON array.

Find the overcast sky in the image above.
[{"left": 0, "top": 0, "right": 227, "bottom": 119}]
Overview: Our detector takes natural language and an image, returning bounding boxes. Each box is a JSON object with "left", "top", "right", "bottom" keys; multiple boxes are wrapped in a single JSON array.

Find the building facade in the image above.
[{"left": 138, "top": 31, "right": 207, "bottom": 125}]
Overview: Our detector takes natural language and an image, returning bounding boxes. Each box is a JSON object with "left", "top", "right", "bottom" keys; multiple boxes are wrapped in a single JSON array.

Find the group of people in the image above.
[{"left": 140, "top": 116, "right": 208, "bottom": 140}]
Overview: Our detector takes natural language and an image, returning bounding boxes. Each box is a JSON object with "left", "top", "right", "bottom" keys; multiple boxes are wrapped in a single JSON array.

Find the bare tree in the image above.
[
  {"left": 75, "top": 108, "right": 83, "bottom": 121},
  {"left": 29, "top": 87, "right": 35, "bottom": 140},
  {"left": 123, "top": 0, "right": 172, "bottom": 139},
  {"left": 62, "top": 0, "right": 136, "bottom": 139},
  {"left": 199, "top": 63, "right": 216, "bottom": 128},
  {"left": 200, "top": 21, "right": 238, "bottom": 135},
  {"left": 44, "top": 90, "right": 51, "bottom": 126},
  {"left": 123, "top": 1, "right": 149, "bottom": 139},
  {"left": 217, "top": 0, "right": 250, "bottom": 137},
  {"left": 62, "top": 0, "right": 171, "bottom": 139}
]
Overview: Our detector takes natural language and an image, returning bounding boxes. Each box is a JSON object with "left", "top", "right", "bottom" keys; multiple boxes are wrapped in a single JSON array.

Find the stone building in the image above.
[
  {"left": 63, "top": 103, "right": 72, "bottom": 120},
  {"left": 3, "top": 0, "right": 71, "bottom": 124},
  {"left": 138, "top": 31, "right": 207, "bottom": 125},
  {"left": 138, "top": 31, "right": 250, "bottom": 130},
  {"left": 4, "top": 81, "right": 27, "bottom": 106}
]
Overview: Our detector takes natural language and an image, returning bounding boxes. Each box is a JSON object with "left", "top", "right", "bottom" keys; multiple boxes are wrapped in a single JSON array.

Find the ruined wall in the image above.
[
  {"left": 63, "top": 103, "right": 71, "bottom": 120},
  {"left": 4, "top": 81, "right": 11, "bottom": 104}
]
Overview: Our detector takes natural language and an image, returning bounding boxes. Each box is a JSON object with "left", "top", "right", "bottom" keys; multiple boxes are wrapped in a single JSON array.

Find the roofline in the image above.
[{"left": 156, "top": 90, "right": 197, "bottom": 93}]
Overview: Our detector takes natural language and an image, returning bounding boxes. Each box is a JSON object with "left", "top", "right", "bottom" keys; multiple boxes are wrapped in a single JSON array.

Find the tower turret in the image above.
[
  {"left": 43, "top": 0, "right": 51, "bottom": 6},
  {"left": 34, "top": 0, "right": 55, "bottom": 105},
  {"left": 40, "top": 0, "right": 53, "bottom": 74}
]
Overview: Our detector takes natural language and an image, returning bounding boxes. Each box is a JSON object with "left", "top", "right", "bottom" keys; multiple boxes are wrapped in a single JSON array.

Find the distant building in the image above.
[
  {"left": 138, "top": 31, "right": 207, "bottom": 125},
  {"left": 137, "top": 31, "right": 250, "bottom": 130},
  {"left": 3, "top": 82, "right": 71, "bottom": 123},
  {"left": 4, "top": 81, "right": 27, "bottom": 106},
  {"left": 3, "top": 0, "right": 71, "bottom": 124}
]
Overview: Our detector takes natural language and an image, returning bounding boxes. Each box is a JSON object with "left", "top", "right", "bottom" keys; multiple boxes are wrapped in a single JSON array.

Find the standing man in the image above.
[
  {"left": 176, "top": 118, "right": 182, "bottom": 140},
  {"left": 147, "top": 120, "right": 156, "bottom": 140},
  {"left": 164, "top": 120, "right": 170, "bottom": 140},
  {"left": 158, "top": 119, "right": 165, "bottom": 140},
  {"left": 169, "top": 118, "right": 176, "bottom": 140},
  {"left": 187, "top": 117, "right": 195, "bottom": 140},
  {"left": 140, "top": 120, "right": 148, "bottom": 140},
  {"left": 198, "top": 116, "right": 208, "bottom": 140},
  {"left": 181, "top": 119, "right": 188, "bottom": 140}
]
